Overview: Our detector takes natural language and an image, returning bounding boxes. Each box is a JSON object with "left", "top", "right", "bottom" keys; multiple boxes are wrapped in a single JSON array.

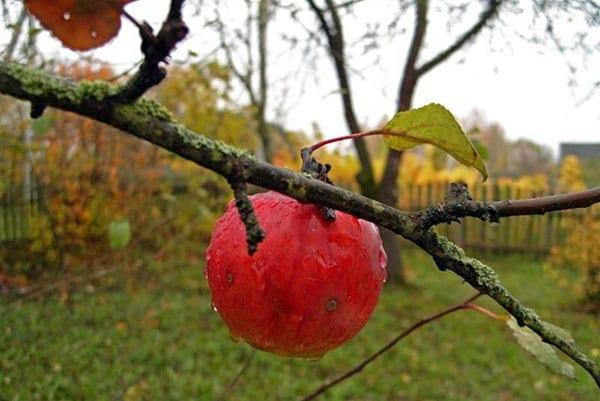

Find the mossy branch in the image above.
[{"left": 0, "top": 62, "right": 598, "bottom": 388}]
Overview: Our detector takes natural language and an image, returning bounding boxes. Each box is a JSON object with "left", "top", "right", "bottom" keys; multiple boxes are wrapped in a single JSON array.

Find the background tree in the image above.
[
  {"left": 210, "top": 0, "right": 275, "bottom": 162},
  {"left": 273, "top": 0, "right": 599, "bottom": 282}
]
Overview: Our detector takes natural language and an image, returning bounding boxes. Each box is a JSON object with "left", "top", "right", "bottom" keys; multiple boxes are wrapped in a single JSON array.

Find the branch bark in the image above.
[
  {"left": 115, "top": 0, "right": 188, "bottom": 102},
  {"left": 416, "top": 183, "right": 600, "bottom": 230},
  {"left": 416, "top": 0, "right": 502, "bottom": 77},
  {"left": 0, "top": 62, "right": 598, "bottom": 388}
]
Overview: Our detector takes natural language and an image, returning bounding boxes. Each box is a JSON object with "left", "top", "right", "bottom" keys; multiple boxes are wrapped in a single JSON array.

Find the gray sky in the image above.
[{"left": 2, "top": 1, "right": 599, "bottom": 156}]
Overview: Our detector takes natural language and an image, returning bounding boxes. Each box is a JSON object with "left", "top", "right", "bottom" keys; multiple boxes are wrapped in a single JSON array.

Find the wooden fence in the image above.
[
  {"left": 0, "top": 188, "right": 41, "bottom": 243},
  {"left": 399, "top": 181, "right": 597, "bottom": 255},
  {"left": 1, "top": 179, "right": 596, "bottom": 255}
]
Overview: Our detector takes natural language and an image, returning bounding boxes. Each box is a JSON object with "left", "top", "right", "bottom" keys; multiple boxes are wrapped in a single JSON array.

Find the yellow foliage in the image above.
[
  {"left": 513, "top": 174, "right": 549, "bottom": 194},
  {"left": 559, "top": 155, "right": 586, "bottom": 192},
  {"left": 547, "top": 213, "right": 600, "bottom": 309}
]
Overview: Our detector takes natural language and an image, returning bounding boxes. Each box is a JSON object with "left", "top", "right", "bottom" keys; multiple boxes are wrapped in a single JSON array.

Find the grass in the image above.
[{"left": 1, "top": 247, "right": 599, "bottom": 401}]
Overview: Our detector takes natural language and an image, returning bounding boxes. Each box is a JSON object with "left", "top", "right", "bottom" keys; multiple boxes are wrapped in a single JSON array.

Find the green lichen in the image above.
[
  {"left": 469, "top": 258, "right": 501, "bottom": 289},
  {"left": 78, "top": 80, "right": 119, "bottom": 101},
  {"left": 436, "top": 235, "right": 467, "bottom": 260},
  {"left": 4, "top": 64, "right": 174, "bottom": 122},
  {"left": 5, "top": 63, "right": 82, "bottom": 103},
  {"left": 176, "top": 125, "right": 250, "bottom": 158},
  {"left": 436, "top": 234, "right": 500, "bottom": 289},
  {"left": 132, "top": 98, "right": 174, "bottom": 122}
]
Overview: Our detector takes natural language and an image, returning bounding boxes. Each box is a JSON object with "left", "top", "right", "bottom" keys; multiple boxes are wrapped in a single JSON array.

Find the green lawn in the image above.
[{"left": 1, "top": 247, "right": 599, "bottom": 401}]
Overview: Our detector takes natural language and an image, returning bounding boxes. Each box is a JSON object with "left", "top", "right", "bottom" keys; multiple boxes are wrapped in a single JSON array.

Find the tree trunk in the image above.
[{"left": 377, "top": 164, "right": 405, "bottom": 283}]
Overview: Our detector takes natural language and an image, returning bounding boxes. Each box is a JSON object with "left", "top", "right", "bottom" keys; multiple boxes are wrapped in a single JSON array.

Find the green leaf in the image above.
[
  {"left": 471, "top": 139, "right": 489, "bottom": 161},
  {"left": 383, "top": 103, "right": 488, "bottom": 180},
  {"left": 506, "top": 317, "right": 576, "bottom": 379},
  {"left": 108, "top": 219, "right": 131, "bottom": 249}
]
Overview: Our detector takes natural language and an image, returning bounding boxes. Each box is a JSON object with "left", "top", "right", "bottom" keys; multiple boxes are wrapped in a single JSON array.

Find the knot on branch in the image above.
[
  {"left": 114, "top": 1, "right": 189, "bottom": 102},
  {"left": 228, "top": 165, "right": 266, "bottom": 255},
  {"left": 414, "top": 182, "right": 499, "bottom": 230},
  {"left": 300, "top": 147, "right": 336, "bottom": 221},
  {"left": 30, "top": 101, "right": 47, "bottom": 119}
]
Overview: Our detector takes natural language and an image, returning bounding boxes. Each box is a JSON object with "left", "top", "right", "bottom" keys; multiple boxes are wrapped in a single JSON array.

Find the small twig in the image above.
[
  {"left": 107, "top": 59, "right": 144, "bottom": 83},
  {"left": 464, "top": 303, "right": 503, "bottom": 320},
  {"left": 113, "top": 0, "right": 189, "bottom": 102},
  {"left": 215, "top": 349, "right": 257, "bottom": 401},
  {"left": 229, "top": 168, "right": 266, "bottom": 255},
  {"left": 299, "top": 293, "right": 482, "bottom": 401},
  {"left": 121, "top": 9, "right": 147, "bottom": 33},
  {"left": 300, "top": 147, "right": 336, "bottom": 220},
  {"left": 415, "top": 183, "right": 600, "bottom": 230},
  {"left": 492, "top": 187, "right": 600, "bottom": 217},
  {"left": 30, "top": 100, "right": 46, "bottom": 118},
  {"left": 414, "top": 183, "right": 499, "bottom": 229}
]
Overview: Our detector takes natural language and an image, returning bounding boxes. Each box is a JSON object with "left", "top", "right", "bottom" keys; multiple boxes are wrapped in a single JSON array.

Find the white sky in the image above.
[{"left": 2, "top": 1, "right": 599, "bottom": 156}]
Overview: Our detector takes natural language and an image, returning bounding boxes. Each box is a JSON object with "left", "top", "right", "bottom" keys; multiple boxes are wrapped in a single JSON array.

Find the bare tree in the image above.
[
  {"left": 301, "top": 0, "right": 502, "bottom": 282},
  {"left": 212, "top": 0, "right": 274, "bottom": 162}
]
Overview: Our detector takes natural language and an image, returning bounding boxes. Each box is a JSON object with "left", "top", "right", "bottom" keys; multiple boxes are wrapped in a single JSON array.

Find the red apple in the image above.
[{"left": 205, "top": 191, "right": 387, "bottom": 358}]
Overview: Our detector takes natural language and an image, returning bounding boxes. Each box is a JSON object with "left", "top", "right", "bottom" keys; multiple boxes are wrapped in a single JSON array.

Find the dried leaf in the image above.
[
  {"left": 507, "top": 317, "right": 576, "bottom": 379},
  {"left": 25, "top": 0, "right": 137, "bottom": 51}
]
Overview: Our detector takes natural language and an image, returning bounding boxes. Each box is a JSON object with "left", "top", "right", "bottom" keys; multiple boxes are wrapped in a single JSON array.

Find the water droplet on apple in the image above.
[
  {"left": 211, "top": 300, "right": 218, "bottom": 312},
  {"left": 379, "top": 247, "right": 388, "bottom": 269}
]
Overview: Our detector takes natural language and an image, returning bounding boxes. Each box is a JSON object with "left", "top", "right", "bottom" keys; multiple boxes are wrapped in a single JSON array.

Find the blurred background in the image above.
[{"left": 1, "top": 1, "right": 599, "bottom": 400}]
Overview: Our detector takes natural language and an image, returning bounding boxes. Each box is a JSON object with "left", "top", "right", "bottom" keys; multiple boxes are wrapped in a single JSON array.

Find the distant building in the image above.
[{"left": 559, "top": 142, "right": 600, "bottom": 161}]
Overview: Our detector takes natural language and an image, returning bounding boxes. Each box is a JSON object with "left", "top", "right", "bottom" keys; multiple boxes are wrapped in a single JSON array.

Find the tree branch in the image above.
[
  {"left": 415, "top": 231, "right": 600, "bottom": 388},
  {"left": 416, "top": 183, "right": 600, "bottom": 230},
  {"left": 416, "top": 0, "right": 502, "bottom": 78},
  {"left": 114, "top": 0, "right": 189, "bottom": 102},
  {"left": 305, "top": 0, "right": 376, "bottom": 195},
  {"left": 299, "top": 293, "right": 483, "bottom": 401},
  {"left": 493, "top": 187, "right": 600, "bottom": 217},
  {"left": 0, "top": 62, "right": 598, "bottom": 388},
  {"left": 378, "top": 0, "right": 429, "bottom": 201},
  {"left": 229, "top": 174, "right": 266, "bottom": 255},
  {"left": 2, "top": 6, "right": 27, "bottom": 63},
  {"left": 215, "top": 349, "right": 257, "bottom": 401}
]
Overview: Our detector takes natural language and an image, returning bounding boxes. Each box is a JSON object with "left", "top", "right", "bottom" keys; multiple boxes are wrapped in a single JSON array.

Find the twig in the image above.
[
  {"left": 299, "top": 293, "right": 483, "bottom": 401},
  {"left": 113, "top": 0, "right": 189, "bottom": 102},
  {"left": 215, "top": 349, "right": 257, "bottom": 401},
  {"left": 416, "top": 183, "right": 600, "bottom": 230},
  {"left": 492, "top": 187, "right": 600, "bottom": 217},
  {"left": 229, "top": 166, "right": 266, "bottom": 255}
]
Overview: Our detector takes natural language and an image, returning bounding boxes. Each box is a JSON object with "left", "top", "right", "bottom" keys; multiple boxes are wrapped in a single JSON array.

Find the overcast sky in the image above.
[{"left": 2, "top": 1, "right": 599, "bottom": 156}]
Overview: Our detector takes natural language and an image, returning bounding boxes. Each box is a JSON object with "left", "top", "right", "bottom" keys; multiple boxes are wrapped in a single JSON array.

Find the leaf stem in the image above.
[{"left": 308, "top": 130, "right": 391, "bottom": 153}]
